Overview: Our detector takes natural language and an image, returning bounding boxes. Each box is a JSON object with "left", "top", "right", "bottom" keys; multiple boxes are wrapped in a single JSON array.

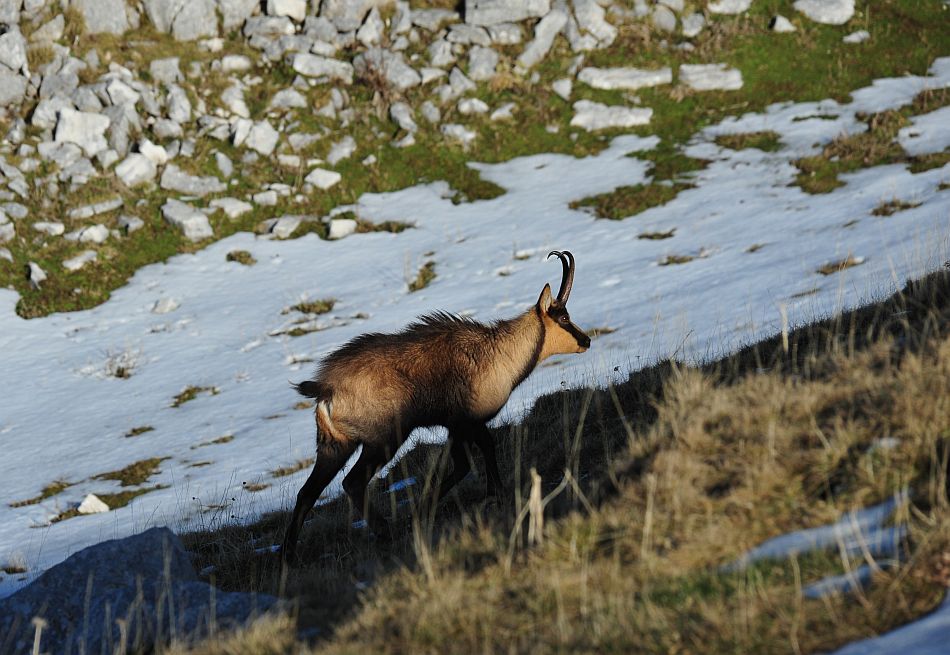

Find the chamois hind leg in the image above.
[
  {"left": 467, "top": 422, "right": 503, "bottom": 500},
  {"left": 432, "top": 431, "right": 472, "bottom": 505},
  {"left": 342, "top": 443, "right": 391, "bottom": 533},
  {"left": 281, "top": 440, "right": 357, "bottom": 569}
]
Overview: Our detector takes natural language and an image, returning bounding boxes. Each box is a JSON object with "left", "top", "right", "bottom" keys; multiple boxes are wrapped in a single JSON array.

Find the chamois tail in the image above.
[{"left": 292, "top": 379, "right": 329, "bottom": 399}]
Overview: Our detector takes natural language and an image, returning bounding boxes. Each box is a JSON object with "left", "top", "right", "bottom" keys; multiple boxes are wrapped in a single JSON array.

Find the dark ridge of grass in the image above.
[
  {"left": 9, "top": 479, "right": 74, "bottom": 508},
  {"left": 408, "top": 261, "right": 436, "bottom": 292},
  {"left": 171, "top": 385, "right": 220, "bottom": 408},
  {"left": 243, "top": 482, "right": 270, "bottom": 493},
  {"left": 50, "top": 486, "right": 168, "bottom": 524},
  {"left": 124, "top": 425, "right": 155, "bottom": 438},
  {"left": 638, "top": 228, "right": 676, "bottom": 240},
  {"left": 571, "top": 182, "right": 690, "bottom": 220},
  {"left": 658, "top": 253, "right": 695, "bottom": 266},
  {"left": 176, "top": 267, "right": 950, "bottom": 654},
  {"left": 192, "top": 435, "right": 235, "bottom": 450},
  {"left": 714, "top": 130, "right": 782, "bottom": 152},
  {"left": 271, "top": 458, "right": 316, "bottom": 479}
]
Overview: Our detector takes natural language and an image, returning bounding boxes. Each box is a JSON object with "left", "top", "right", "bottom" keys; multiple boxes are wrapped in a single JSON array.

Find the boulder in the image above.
[
  {"left": 54, "top": 108, "right": 110, "bottom": 158},
  {"left": 328, "top": 217, "right": 357, "bottom": 239},
  {"left": 0, "top": 70, "right": 27, "bottom": 106},
  {"left": 354, "top": 48, "right": 421, "bottom": 91},
  {"left": 304, "top": 167, "right": 341, "bottom": 190},
  {"left": 143, "top": 0, "right": 218, "bottom": 40},
  {"left": 679, "top": 63, "right": 743, "bottom": 90},
  {"left": 0, "top": 29, "right": 28, "bottom": 75},
  {"left": 116, "top": 153, "right": 157, "bottom": 187},
  {"left": 320, "top": 0, "right": 387, "bottom": 32},
  {"left": 0, "top": 528, "right": 277, "bottom": 654},
  {"left": 71, "top": 0, "right": 137, "bottom": 35},
  {"left": 707, "top": 0, "right": 752, "bottom": 14},
  {"left": 218, "top": 0, "right": 260, "bottom": 30},
  {"left": 245, "top": 120, "right": 280, "bottom": 156},
  {"left": 578, "top": 66, "right": 673, "bottom": 90},
  {"left": 63, "top": 250, "right": 98, "bottom": 271},
  {"left": 465, "top": 0, "right": 550, "bottom": 26},
  {"left": 793, "top": 0, "right": 854, "bottom": 25},
  {"left": 160, "top": 164, "right": 227, "bottom": 196},
  {"left": 291, "top": 53, "right": 354, "bottom": 83},
  {"left": 516, "top": 9, "right": 567, "bottom": 69},
  {"left": 267, "top": 0, "right": 306, "bottom": 22},
  {"left": 570, "top": 100, "right": 652, "bottom": 131},
  {"left": 162, "top": 199, "right": 214, "bottom": 241}
]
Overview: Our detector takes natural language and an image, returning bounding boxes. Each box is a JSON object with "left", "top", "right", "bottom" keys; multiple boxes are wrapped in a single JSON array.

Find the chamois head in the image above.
[{"left": 537, "top": 250, "right": 591, "bottom": 358}]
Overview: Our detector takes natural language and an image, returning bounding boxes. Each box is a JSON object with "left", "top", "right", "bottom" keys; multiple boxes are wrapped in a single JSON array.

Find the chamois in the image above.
[{"left": 281, "top": 251, "right": 590, "bottom": 566}]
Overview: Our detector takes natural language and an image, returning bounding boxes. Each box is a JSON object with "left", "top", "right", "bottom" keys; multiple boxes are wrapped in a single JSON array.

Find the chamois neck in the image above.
[{"left": 494, "top": 307, "right": 544, "bottom": 386}]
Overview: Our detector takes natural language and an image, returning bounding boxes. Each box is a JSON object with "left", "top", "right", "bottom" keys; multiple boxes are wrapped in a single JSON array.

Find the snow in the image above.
[
  {"left": 2, "top": 60, "right": 950, "bottom": 600},
  {"left": 831, "top": 593, "right": 950, "bottom": 654}
]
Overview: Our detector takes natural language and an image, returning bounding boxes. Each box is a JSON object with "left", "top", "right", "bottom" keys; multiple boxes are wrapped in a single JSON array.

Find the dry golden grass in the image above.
[{"left": 171, "top": 270, "right": 950, "bottom": 654}]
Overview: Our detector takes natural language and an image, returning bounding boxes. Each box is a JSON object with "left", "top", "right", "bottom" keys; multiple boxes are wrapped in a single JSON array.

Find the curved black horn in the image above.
[{"left": 546, "top": 250, "right": 575, "bottom": 303}]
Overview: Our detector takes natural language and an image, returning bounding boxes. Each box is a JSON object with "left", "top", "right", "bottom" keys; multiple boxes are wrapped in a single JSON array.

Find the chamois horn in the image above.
[{"left": 546, "top": 250, "right": 575, "bottom": 303}]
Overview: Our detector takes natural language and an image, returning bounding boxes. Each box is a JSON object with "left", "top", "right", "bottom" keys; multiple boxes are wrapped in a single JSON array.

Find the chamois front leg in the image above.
[
  {"left": 467, "top": 422, "right": 503, "bottom": 500},
  {"left": 432, "top": 433, "right": 472, "bottom": 504}
]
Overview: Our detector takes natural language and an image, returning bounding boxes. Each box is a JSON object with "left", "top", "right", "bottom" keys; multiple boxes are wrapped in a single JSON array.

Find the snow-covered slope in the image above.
[{"left": 1, "top": 59, "right": 949, "bottom": 599}]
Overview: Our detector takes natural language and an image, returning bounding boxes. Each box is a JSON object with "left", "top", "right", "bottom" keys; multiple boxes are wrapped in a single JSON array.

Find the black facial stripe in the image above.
[{"left": 564, "top": 321, "right": 590, "bottom": 345}]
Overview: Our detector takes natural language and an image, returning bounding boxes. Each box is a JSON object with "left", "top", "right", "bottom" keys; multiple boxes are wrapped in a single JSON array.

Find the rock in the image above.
[
  {"left": 267, "top": 0, "right": 306, "bottom": 21},
  {"left": 679, "top": 63, "right": 743, "bottom": 90},
  {"left": 0, "top": 70, "right": 27, "bottom": 106},
  {"left": 67, "top": 198, "right": 123, "bottom": 220},
  {"left": 487, "top": 23, "right": 522, "bottom": 44},
  {"left": 843, "top": 29, "right": 869, "bottom": 44},
  {"left": 269, "top": 88, "right": 308, "bottom": 110},
  {"left": 652, "top": 5, "right": 676, "bottom": 32},
  {"left": 707, "top": 0, "right": 752, "bottom": 14},
  {"left": 441, "top": 123, "right": 477, "bottom": 146},
  {"left": 578, "top": 66, "right": 673, "bottom": 90},
  {"left": 552, "top": 77, "right": 572, "bottom": 100},
  {"left": 30, "top": 14, "right": 66, "bottom": 43},
  {"left": 270, "top": 214, "right": 301, "bottom": 238},
  {"left": 428, "top": 39, "right": 456, "bottom": 68},
  {"left": 77, "top": 493, "right": 109, "bottom": 514},
  {"left": 390, "top": 102, "right": 418, "bottom": 132},
  {"left": 215, "top": 151, "right": 234, "bottom": 178},
  {"left": 320, "top": 0, "right": 390, "bottom": 31},
  {"left": 244, "top": 120, "right": 280, "bottom": 156},
  {"left": 573, "top": 0, "right": 616, "bottom": 45},
  {"left": 357, "top": 7, "right": 385, "bottom": 47},
  {"left": 115, "top": 153, "right": 157, "bottom": 187},
  {"left": 27, "top": 261, "right": 46, "bottom": 288},
  {"left": 219, "top": 0, "right": 260, "bottom": 30},
  {"left": 467, "top": 45, "right": 498, "bottom": 81},
  {"left": 161, "top": 164, "right": 226, "bottom": 196},
  {"left": 659, "top": 0, "right": 684, "bottom": 10},
  {"left": 54, "top": 108, "right": 109, "bottom": 157},
  {"left": 152, "top": 297, "right": 179, "bottom": 313},
  {"left": 178, "top": 0, "right": 219, "bottom": 41},
  {"left": 327, "top": 217, "right": 357, "bottom": 239},
  {"left": 0, "top": 528, "right": 276, "bottom": 654},
  {"left": 465, "top": 0, "right": 550, "bottom": 26},
  {"left": 139, "top": 139, "right": 168, "bottom": 165},
  {"left": 150, "top": 57, "right": 183, "bottom": 84},
  {"left": 770, "top": 15, "right": 796, "bottom": 32},
  {"left": 569, "top": 100, "right": 652, "bottom": 130},
  {"left": 793, "top": 0, "right": 854, "bottom": 25},
  {"left": 0, "top": 29, "right": 28, "bottom": 75},
  {"left": 118, "top": 214, "right": 144, "bottom": 233},
  {"left": 72, "top": 0, "right": 136, "bottom": 35},
  {"left": 33, "top": 221, "right": 65, "bottom": 236},
  {"left": 292, "top": 53, "right": 354, "bottom": 83},
  {"left": 421, "top": 67, "right": 446, "bottom": 84},
  {"left": 210, "top": 197, "right": 252, "bottom": 218},
  {"left": 354, "top": 48, "right": 421, "bottom": 91},
  {"left": 420, "top": 100, "right": 441, "bottom": 123},
  {"left": 64, "top": 250, "right": 98, "bottom": 272},
  {"left": 162, "top": 199, "right": 214, "bottom": 241},
  {"left": 682, "top": 12, "right": 705, "bottom": 37},
  {"left": 447, "top": 23, "right": 491, "bottom": 46},
  {"left": 106, "top": 79, "right": 140, "bottom": 107},
  {"left": 166, "top": 84, "right": 192, "bottom": 123},
  {"left": 221, "top": 82, "right": 250, "bottom": 118},
  {"left": 252, "top": 189, "right": 278, "bottom": 205},
  {"left": 458, "top": 97, "right": 489, "bottom": 114},
  {"left": 221, "top": 54, "right": 253, "bottom": 72},
  {"left": 76, "top": 224, "right": 110, "bottom": 244},
  {"left": 327, "top": 135, "right": 356, "bottom": 165},
  {"left": 304, "top": 167, "right": 341, "bottom": 190},
  {"left": 411, "top": 8, "right": 459, "bottom": 32},
  {"left": 517, "top": 9, "right": 568, "bottom": 70},
  {"left": 0, "top": 221, "right": 14, "bottom": 243},
  {"left": 0, "top": 0, "right": 19, "bottom": 25}
]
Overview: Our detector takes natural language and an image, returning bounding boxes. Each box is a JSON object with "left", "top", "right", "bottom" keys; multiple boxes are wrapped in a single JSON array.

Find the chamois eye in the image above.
[{"left": 559, "top": 315, "right": 569, "bottom": 324}]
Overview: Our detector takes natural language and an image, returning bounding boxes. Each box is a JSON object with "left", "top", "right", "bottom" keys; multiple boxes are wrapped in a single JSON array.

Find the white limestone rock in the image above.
[
  {"left": 420, "top": 100, "right": 441, "bottom": 124},
  {"left": 0, "top": 29, "right": 28, "bottom": 75},
  {"left": 292, "top": 53, "right": 354, "bottom": 84},
  {"left": 843, "top": 29, "right": 869, "bottom": 44},
  {"left": 267, "top": 0, "right": 306, "bottom": 21},
  {"left": 71, "top": 0, "right": 137, "bottom": 36},
  {"left": 115, "top": 153, "right": 157, "bottom": 187},
  {"left": 152, "top": 296, "right": 180, "bottom": 314},
  {"left": 679, "top": 63, "right": 743, "bottom": 91},
  {"left": 390, "top": 102, "right": 418, "bottom": 133},
  {"left": 150, "top": 57, "right": 183, "bottom": 84},
  {"left": 210, "top": 197, "right": 253, "bottom": 219},
  {"left": 573, "top": 0, "right": 616, "bottom": 45},
  {"left": 77, "top": 493, "right": 109, "bottom": 514},
  {"left": 681, "top": 12, "right": 706, "bottom": 37},
  {"left": 0, "top": 222, "right": 14, "bottom": 243},
  {"left": 793, "top": 0, "right": 854, "bottom": 25},
  {"left": 707, "top": 0, "right": 752, "bottom": 14},
  {"left": 652, "top": 5, "right": 676, "bottom": 32},
  {"left": 770, "top": 15, "right": 796, "bottom": 32},
  {"left": 221, "top": 54, "right": 253, "bottom": 73},
  {"left": 219, "top": 0, "right": 261, "bottom": 30},
  {"left": 30, "top": 14, "right": 66, "bottom": 43},
  {"left": 270, "top": 214, "right": 302, "bottom": 238},
  {"left": 411, "top": 8, "right": 459, "bottom": 32},
  {"left": 166, "top": 84, "right": 192, "bottom": 123},
  {"left": 327, "top": 136, "right": 356, "bottom": 165},
  {"left": 447, "top": 23, "right": 491, "bottom": 46},
  {"left": 458, "top": 98, "right": 489, "bottom": 115},
  {"left": 161, "top": 164, "right": 226, "bottom": 196},
  {"left": 490, "top": 102, "right": 516, "bottom": 121},
  {"left": 468, "top": 45, "right": 499, "bottom": 81},
  {"left": 320, "top": 0, "right": 380, "bottom": 32},
  {"left": 0, "top": 70, "right": 27, "bottom": 106},
  {"left": 517, "top": 9, "right": 568, "bottom": 70},
  {"left": 441, "top": 123, "right": 477, "bottom": 146},
  {"left": 76, "top": 225, "right": 110, "bottom": 244},
  {"left": 33, "top": 221, "right": 65, "bottom": 236},
  {"left": 27, "top": 261, "right": 46, "bottom": 288},
  {"left": 304, "top": 167, "right": 342, "bottom": 190},
  {"left": 552, "top": 78, "right": 572, "bottom": 100},
  {"left": 579, "top": 66, "right": 673, "bottom": 90},
  {"left": 67, "top": 198, "right": 123, "bottom": 220},
  {"left": 466, "top": 0, "right": 550, "bottom": 26},
  {"left": 487, "top": 23, "right": 522, "bottom": 44},
  {"left": 570, "top": 100, "right": 652, "bottom": 131},
  {"left": 269, "top": 88, "right": 308, "bottom": 110},
  {"left": 328, "top": 217, "right": 357, "bottom": 240},
  {"left": 357, "top": 7, "right": 385, "bottom": 47},
  {"left": 54, "top": 108, "right": 110, "bottom": 158},
  {"left": 162, "top": 199, "right": 214, "bottom": 241},
  {"left": 118, "top": 215, "right": 144, "bottom": 233},
  {"left": 64, "top": 250, "right": 98, "bottom": 272},
  {"left": 245, "top": 120, "right": 280, "bottom": 156},
  {"left": 354, "top": 48, "right": 421, "bottom": 91},
  {"left": 138, "top": 140, "right": 168, "bottom": 166},
  {"left": 222, "top": 83, "right": 250, "bottom": 118}
]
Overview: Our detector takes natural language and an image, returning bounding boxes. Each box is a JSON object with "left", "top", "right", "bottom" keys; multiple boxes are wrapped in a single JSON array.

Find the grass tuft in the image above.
[{"left": 408, "top": 261, "right": 437, "bottom": 293}]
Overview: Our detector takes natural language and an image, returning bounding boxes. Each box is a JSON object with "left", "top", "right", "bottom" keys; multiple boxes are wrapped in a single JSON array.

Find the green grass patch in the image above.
[
  {"left": 171, "top": 385, "right": 220, "bottom": 408},
  {"left": 271, "top": 458, "right": 315, "bottom": 479},
  {"left": 714, "top": 130, "right": 782, "bottom": 151},
  {"left": 93, "top": 457, "right": 168, "bottom": 487},
  {"left": 124, "top": 425, "right": 155, "bottom": 438},
  {"left": 817, "top": 255, "right": 865, "bottom": 276},
  {"left": 8, "top": 479, "right": 74, "bottom": 508},
  {"left": 50, "top": 486, "right": 168, "bottom": 524},
  {"left": 192, "top": 434, "right": 235, "bottom": 449},
  {"left": 872, "top": 199, "right": 922, "bottom": 216},
  {"left": 286, "top": 298, "right": 336, "bottom": 315},
  {"left": 408, "top": 261, "right": 437, "bottom": 292},
  {"left": 571, "top": 182, "right": 689, "bottom": 220},
  {"left": 659, "top": 253, "right": 696, "bottom": 266},
  {"left": 226, "top": 250, "right": 257, "bottom": 266}
]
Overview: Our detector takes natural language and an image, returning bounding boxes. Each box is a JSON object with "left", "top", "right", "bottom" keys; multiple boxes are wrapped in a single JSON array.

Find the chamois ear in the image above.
[{"left": 537, "top": 283, "right": 553, "bottom": 312}]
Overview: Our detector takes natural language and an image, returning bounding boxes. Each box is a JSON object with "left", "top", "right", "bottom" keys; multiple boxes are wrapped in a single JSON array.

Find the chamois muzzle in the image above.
[{"left": 547, "top": 250, "right": 575, "bottom": 304}]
